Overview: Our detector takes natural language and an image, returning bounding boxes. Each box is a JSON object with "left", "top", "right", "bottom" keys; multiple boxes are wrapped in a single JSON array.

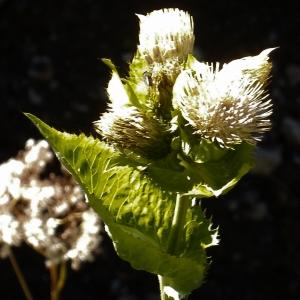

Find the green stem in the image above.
[
  {"left": 57, "top": 262, "right": 67, "bottom": 295},
  {"left": 49, "top": 264, "right": 58, "bottom": 300},
  {"left": 8, "top": 248, "right": 34, "bottom": 300},
  {"left": 158, "top": 275, "right": 171, "bottom": 300},
  {"left": 158, "top": 194, "right": 190, "bottom": 300},
  {"left": 49, "top": 262, "right": 67, "bottom": 300},
  {"left": 166, "top": 194, "right": 189, "bottom": 254}
]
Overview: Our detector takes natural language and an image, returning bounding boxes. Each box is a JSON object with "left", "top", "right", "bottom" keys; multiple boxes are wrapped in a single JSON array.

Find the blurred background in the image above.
[{"left": 0, "top": 0, "right": 299, "bottom": 299}]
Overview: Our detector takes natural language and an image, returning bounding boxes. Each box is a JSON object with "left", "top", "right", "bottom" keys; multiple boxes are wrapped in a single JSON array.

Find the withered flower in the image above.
[{"left": 0, "top": 139, "right": 102, "bottom": 269}]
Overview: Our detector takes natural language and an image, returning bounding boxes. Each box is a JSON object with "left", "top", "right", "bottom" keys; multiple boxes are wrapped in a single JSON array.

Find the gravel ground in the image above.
[{"left": 1, "top": 1, "right": 300, "bottom": 299}]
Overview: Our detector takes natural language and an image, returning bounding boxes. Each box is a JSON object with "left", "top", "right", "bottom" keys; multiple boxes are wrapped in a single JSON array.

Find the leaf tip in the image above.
[
  {"left": 23, "top": 112, "right": 37, "bottom": 123},
  {"left": 23, "top": 112, "right": 56, "bottom": 141}
]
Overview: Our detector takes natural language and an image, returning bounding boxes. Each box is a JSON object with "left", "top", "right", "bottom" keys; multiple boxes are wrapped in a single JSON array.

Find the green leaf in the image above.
[
  {"left": 102, "top": 58, "right": 118, "bottom": 72},
  {"left": 25, "top": 113, "right": 217, "bottom": 297},
  {"left": 181, "top": 142, "right": 254, "bottom": 197},
  {"left": 127, "top": 52, "right": 150, "bottom": 107},
  {"left": 143, "top": 141, "right": 253, "bottom": 198}
]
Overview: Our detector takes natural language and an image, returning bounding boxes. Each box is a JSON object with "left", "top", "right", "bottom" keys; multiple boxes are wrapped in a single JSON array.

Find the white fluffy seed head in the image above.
[
  {"left": 137, "top": 8, "right": 194, "bottom": 64},
  {"left": 173, "top": 49, "right": 274, "bottom": 148},
  {"left": 0, "top": 139, "right": 102, "bottom": 266}
]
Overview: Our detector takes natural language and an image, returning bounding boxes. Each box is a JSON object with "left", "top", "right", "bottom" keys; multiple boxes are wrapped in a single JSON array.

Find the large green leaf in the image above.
[
  {"left": 180, "top": 142, "right": 254, "bottom": 197},
  {"left": 25, "top": 113, "right": 217, "bottom": 297},
  {"left": 143, "top": 141, "right": 253, "bottom": 198}
]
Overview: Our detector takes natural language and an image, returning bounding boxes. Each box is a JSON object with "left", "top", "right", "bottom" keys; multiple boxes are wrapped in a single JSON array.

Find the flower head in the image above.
[
  {"left": 173, "top": 49, "right": 274, "bottom": 148},
  {"left": 137, "top": 8, "right": 194, "bottom": 64},
  {"left": 94, "top": 107, "right": 170, "bottom": 158}
]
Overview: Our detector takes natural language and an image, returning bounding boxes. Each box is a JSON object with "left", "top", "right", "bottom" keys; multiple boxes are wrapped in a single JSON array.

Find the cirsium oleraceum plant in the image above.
[{"left": 25, "top": 8, "right": 274, "bottom": 300}]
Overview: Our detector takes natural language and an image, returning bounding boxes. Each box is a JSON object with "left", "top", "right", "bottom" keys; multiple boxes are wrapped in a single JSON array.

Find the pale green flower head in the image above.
[
  {"left": 173, "top": 49, "right": 274, "bottom": 148},
  {"left": 94, "top": 58, "right": 171, "bottom": 158},
  {"left": 137, "top": 8, "right": 194, "bottom": 65},
  {"left": 94, "top": 107, "right": 170, "bottom": 158}
]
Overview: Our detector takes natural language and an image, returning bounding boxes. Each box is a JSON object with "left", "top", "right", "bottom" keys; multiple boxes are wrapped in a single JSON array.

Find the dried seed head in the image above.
[
  {"left": 137, "top": 8, "right": 194, "bottom": 64},
  {"left": 0, "top": 140, "right": 102, "bottom": 268},
  {"left": 0, "top": 214, "right": 22, "bottom": 256},
  {"left": 23, "top": 176, "right": 102, "bottom": 269},
  {"left": 173, "top": 49, "right": 274, "bottom": 148},
  {"left": 94, "top": 107, "right": 170, "bottom": 158},
  {"left": 0, "top": 140, "right": 51, "bottom": 257}
]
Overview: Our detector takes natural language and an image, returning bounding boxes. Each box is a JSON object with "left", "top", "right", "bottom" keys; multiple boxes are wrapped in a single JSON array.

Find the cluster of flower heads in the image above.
[
  {"left": 94, "top": 8, "right": 274, "bottom": 158},
  {"left": 0, "top": 139, "right": 102, "bottom": 269}
]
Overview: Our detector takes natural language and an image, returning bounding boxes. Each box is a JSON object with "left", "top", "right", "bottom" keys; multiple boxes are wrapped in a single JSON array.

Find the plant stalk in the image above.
[
  {"left": 49, "top": 264, "right": 58, "bottom": 300},
  {"left": 49, "top": 262, "right": 67, "bottom": 300},
  {"left": 158, "top": 194, "right": 190, "bottom": 300},
  {"left": 57, "top": 262, "right": 67, "bottom": 295},
  {"left": 8, "top": 249, "right": 34, "bottom": 300},
  {"left": 158, "top": 275, "right": 172, "bottom": 300}
]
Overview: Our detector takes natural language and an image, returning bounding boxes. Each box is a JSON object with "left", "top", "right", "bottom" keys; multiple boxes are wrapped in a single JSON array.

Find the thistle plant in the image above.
[{"left": 25, "top": 8, "right": 274, "bottom": 300}]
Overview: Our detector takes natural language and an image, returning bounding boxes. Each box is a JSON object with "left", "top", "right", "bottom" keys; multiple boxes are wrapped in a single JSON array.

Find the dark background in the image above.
[{"left": 1, "top": 0, "right": 300, "bottom": 299}]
